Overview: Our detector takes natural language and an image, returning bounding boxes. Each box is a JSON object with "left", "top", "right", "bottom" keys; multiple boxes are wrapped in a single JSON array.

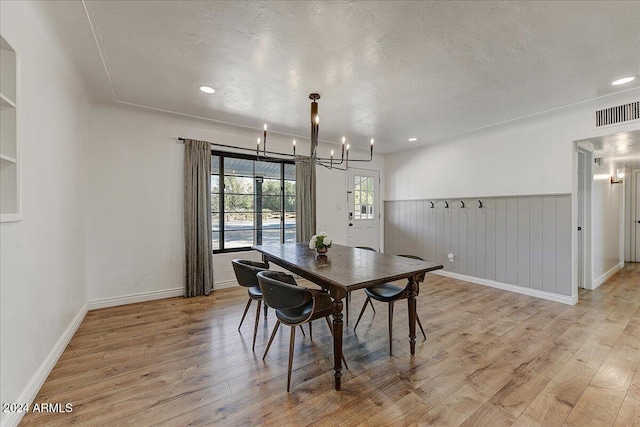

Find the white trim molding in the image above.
[
  {"left": 1, "top": 305, "right": 88, "bottom": 427},
  {"left": 591, "top": 262, "right": 624, "bottom": 290},
  {"left": 433, "top": 270, "right": 578, "bottom": 306},
  {"left": 88, "top": 288, "right": 183, "bottom": 310},
  {"left": 214, "top": 279, "right": 238, "bottom": 290}
]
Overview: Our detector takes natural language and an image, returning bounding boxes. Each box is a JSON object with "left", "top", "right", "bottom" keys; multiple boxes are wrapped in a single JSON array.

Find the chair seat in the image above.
[
  {"left": 276, "top": 300, "right": 313, "bottom": 324},
  {"left": 364, "top": 282, "right": 405, "bottom": 302},
  {"left": 248, "top": 286, "right": 262, "bottom": 299}
]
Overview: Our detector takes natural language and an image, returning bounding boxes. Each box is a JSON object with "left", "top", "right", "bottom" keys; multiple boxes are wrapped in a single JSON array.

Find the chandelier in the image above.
[
  {"left": 257, "top": 93, "right": 374, "bottom": 170},
  {"left": 179, "top": 93, "right": 375, "bottom": 170}
]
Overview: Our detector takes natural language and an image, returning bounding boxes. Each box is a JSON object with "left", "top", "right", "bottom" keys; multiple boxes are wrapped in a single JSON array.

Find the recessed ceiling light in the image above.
[
  {"left": 198, "top": 85, "right": 215, "bottom": 94},
  {"left": 408, "top": 137, "right": 418, "bottom": 142},
  {"left": 611, "top": 77, "right": 635, "bottom": 86}
]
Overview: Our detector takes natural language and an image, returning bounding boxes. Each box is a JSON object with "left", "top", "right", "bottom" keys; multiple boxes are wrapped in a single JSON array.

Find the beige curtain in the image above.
[
  {"left": 295, "top": 157, "right": 316, "bottom": 243},
  {"left": 184, "top": 139, "right": 214, "bottom": 297}
]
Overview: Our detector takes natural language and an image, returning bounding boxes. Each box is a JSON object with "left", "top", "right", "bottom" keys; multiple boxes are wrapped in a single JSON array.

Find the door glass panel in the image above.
[{"left": 353, "top": 175, "right": 375, "bottom": 220}]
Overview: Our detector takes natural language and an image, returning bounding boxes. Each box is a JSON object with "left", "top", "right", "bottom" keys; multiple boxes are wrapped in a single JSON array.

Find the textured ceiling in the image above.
[{"left": 41, "top": 1, "right": 640, "bottom": 153}]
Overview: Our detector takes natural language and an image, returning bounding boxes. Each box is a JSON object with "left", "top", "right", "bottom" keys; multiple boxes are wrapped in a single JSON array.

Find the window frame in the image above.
[{"left": 211, "top": 150, "right": 295, "bottom": 254}]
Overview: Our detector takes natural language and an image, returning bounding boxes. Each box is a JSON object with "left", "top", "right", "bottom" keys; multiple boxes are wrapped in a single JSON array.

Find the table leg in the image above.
[
  {"left": 332, "top": 297, "right": 344, "bottom": 390},
  {"left": 407, "top": 277, "right": 418, "bottom": 355}
]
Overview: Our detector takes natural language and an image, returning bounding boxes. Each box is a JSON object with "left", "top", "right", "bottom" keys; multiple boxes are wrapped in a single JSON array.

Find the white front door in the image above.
[{"left": 346, "top": 168, "right": 380, "bottom": 250}]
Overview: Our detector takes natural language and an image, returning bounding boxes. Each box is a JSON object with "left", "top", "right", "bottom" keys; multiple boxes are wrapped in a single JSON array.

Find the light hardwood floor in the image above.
[{"left": 20, "top": 264, "right": 640, "bottom": 426}]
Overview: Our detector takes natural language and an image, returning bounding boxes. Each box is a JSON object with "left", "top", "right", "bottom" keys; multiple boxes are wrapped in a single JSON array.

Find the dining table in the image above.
[{"left": 252, "top": 242, "right": 443, "bottom": 390}]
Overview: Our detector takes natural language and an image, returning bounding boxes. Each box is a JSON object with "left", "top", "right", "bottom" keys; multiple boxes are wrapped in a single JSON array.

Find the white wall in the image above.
[
  {"left": 87, "top": 104, "right": 385, "bottom": 302},
  {"left": 385, "top": 90, "right": 640, "bottom": 200},
  {"left": 591, "top": 159, "right": 625, "bottom": 285},
  {"left": 0, "top": 2, "right": 90, "bottom": 425},
  {"left": 385, "top": 89, "right": 639, "bottom": 299}
]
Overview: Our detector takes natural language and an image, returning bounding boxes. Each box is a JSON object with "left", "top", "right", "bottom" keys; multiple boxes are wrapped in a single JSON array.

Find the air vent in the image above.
[{"left": 595, "top": 101, "right": 639, "bottom": 127}]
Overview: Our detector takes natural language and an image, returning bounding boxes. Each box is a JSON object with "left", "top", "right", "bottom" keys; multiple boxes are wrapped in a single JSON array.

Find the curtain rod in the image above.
[{"left": 178, "top": 137, "right": 298, "bottom": 158}]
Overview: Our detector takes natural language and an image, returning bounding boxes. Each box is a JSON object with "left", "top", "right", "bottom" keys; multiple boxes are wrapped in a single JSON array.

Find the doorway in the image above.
[
  {"left": 577, "top": 146, "right": 592, "bottom": 289},
  {"left": 346, "top": 168, "right": 380, "bottom": 250},
  {"left": 634, "top": 170, "right": 640, "bottom": 262}
]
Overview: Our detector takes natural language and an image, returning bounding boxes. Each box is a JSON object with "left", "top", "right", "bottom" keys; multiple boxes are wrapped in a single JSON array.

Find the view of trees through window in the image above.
[{"left": 211, "top": 153, "right": 295, "bottom": 251}]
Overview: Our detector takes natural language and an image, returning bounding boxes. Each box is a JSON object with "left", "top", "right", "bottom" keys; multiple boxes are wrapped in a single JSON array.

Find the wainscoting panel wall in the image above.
[{"left": 384, "top": 195, "right": 572, "bottom": 296}]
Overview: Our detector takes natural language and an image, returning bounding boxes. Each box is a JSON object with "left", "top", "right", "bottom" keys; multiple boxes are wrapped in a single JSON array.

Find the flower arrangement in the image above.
[{"left": 309, "top": 231, "right": 333, "bottom": 253}]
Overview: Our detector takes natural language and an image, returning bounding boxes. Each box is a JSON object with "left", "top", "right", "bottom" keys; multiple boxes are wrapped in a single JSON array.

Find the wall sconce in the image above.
[{"left": 611, "top": 168, "right": 625, "bottom": 184}]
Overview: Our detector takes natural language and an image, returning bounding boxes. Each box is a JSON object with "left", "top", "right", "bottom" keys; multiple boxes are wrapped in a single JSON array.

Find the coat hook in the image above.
[
  {"left": 460, "top": 201, "right": 465, "bottom": 208},
  {"left": 444, "top": 201, "right": 449, "bottom": 208},
  {"left": 430, "top": 201, "right": 434, "bottom": 208},
  {"left": 478, "top": 200, "right": 483, "bottom": 208}
]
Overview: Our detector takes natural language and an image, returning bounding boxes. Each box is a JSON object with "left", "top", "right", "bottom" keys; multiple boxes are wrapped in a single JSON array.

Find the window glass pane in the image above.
[
  {"left": 224, "top": 213, "right": 254, "bottom": 231},
  {"left": 224, "top": 176, "right": 253, "bottom": 194},
  {"left": 212, "top": 231, "right": 220, "bottom": 250},
  {"left": 211, "top": 155, "right": 220, "bottom": 175},
  {"left": 284, "top": 163, "right": 295, "bottom": 181},
  {"left": 212, "top": 213, "right": 220, "bottom": 231},
  {"left": 262, "top": 179, "right": 281, "bottom": 195},
  {"left": 223, "top": 194, "right": 254, "bottom": 212},
  {"left": 224, "top": 157, "right": 254, "bottom": 179},
  {"left": 284, "top": 179, "right": 295, "bottom": 196},
  {"left": 224, "top": 230, "right": 254, "bottom": 249},
  {"left": 284, "top": 196, "right": 295, "bottom": 212},
  {"left": 285, "top": 228, "right": 296, "bottom": 243},
  {"left": 261, "top": 195, "right": 282, "bottom": 212},
  {"left": 262, "top": 227, "right": 282, "bottom": 244},
  {"left": 254, "top": 160, "right": 281, "bottom": 180}
]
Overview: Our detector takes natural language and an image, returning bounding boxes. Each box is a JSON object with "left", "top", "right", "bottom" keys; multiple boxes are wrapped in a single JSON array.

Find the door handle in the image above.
[
  {"left": 349, "top": 223, "right": 353, "bottom": 226},
  {"left": 578, "top": 227, "right": 582, "bottom": 231}
]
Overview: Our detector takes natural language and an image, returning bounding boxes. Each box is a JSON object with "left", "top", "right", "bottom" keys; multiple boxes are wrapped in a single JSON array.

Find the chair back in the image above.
[
  {"left": 355, "top": 246, "right": 376, "bottom": 251},
  {"left": 257, "top": 271, "right": 311, "bottom": 310},
  {"left": 232, "top": 259, "right": 269, "bottom": 288}
]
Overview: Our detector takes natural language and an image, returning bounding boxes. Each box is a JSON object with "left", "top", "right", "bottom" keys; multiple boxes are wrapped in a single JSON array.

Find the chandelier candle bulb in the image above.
[
  {"left": 341, "top": 136, "right": 346, "bottom": 158},
  {"left": 330, "top": 150, "right": 334, "bottom": 169},
  {"left": 293, "top": 139, "right": 296, "bottom": 156},
  {"left": 346, "top": 144, "right": 350, "bottom": 169},
  {"left": 263, "top": 124, "right": 267, "bottom": 155},
  {"left": 370, "top": 138, "right": 374, "bottom": 156}
]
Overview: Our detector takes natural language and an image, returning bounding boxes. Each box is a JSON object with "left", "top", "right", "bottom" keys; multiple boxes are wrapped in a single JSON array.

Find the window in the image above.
[
  {"left": 211, "top": 152, "right": 295, "bottom": 252},
  {"left": 353, "top": 175, "right": 375, "bottom": 220}
]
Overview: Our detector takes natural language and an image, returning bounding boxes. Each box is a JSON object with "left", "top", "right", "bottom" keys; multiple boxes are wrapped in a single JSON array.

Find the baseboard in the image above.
[
  {"left": 433, "top": 270, "right": 578, "bottom": 305},
  {"left": 591, "top": 261, "right": 624, "bottom": 290},
  {"left": 88, "top": 288, "right": 183, "bottom": 310},
  {"left": 214, "top": 279, "right": 238, "bottom": 290},
  {"left": 1, "top": 304, "right": 88, "bottom": 427}
]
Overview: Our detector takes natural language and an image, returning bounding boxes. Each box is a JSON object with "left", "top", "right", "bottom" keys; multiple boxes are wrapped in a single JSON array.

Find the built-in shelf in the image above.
[
  {"left": 1, "top": 35, "right": 20, "bottom": 222},
  {"left": 0, "top": 92, "right": 15, "bottom": 108},
  {"left": 1, "top": 153, "right": 17, "bottom": 163}
]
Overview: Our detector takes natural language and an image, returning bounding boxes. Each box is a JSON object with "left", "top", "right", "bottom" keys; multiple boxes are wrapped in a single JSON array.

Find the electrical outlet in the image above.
[{"left": 448, "top": 253, "right": 455, "bottom": 262}]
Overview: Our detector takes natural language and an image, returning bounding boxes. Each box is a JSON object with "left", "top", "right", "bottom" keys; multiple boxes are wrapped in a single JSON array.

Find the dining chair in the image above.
[
  {"left": 346, "top": 246, "right": 378, "bottom": 325},
  {"left": 232, "top": 259, "right": 270, "bottom": 351},
  {"left": 353, "top": 254, "right": 427, "bottom": 356},
  {"left": 258, "top": 270, "right": 348, "bottom": 392}
]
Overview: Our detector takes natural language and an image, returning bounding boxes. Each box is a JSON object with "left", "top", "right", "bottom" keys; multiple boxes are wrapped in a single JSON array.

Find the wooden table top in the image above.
[{"left": 253, "top": 243, "right": 443, "bottom": 292}]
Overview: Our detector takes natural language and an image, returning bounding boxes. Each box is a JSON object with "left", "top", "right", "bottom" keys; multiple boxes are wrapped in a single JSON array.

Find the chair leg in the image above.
[
  {"left": 299, "top": 325, "right": 306, "bottom": 337},
  {"left": 264, "top": 304, "right": 268, "bottom": 318},
  {"left": 263, "top": 320, "right": 281, "bottom": 360},
  {"left": 309, "top": 321, "right": 313, "bottom": 341},
  {"left": 287, "top": 325, "right": 296, "bottom": 392},
  {"left": 238, "top": 298, "right": 252, "bottom": 331},
  {"left": 417, "top": 313, "right": 426, "bottom": 340},
  {"left": 368, "top": 297, "right": 376, "bottom": 313},
  {"left": 354, "top": 296, "right": 372, "bottom": 331},
  {"left": 324, "top": 317, "right": 348, "bottom": 370},
  {"left": 252, "top": 300, "right": 262, "bottom": 351},
  {"left": 388, "top": 301, "right": 395, "bottom": 356}
]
